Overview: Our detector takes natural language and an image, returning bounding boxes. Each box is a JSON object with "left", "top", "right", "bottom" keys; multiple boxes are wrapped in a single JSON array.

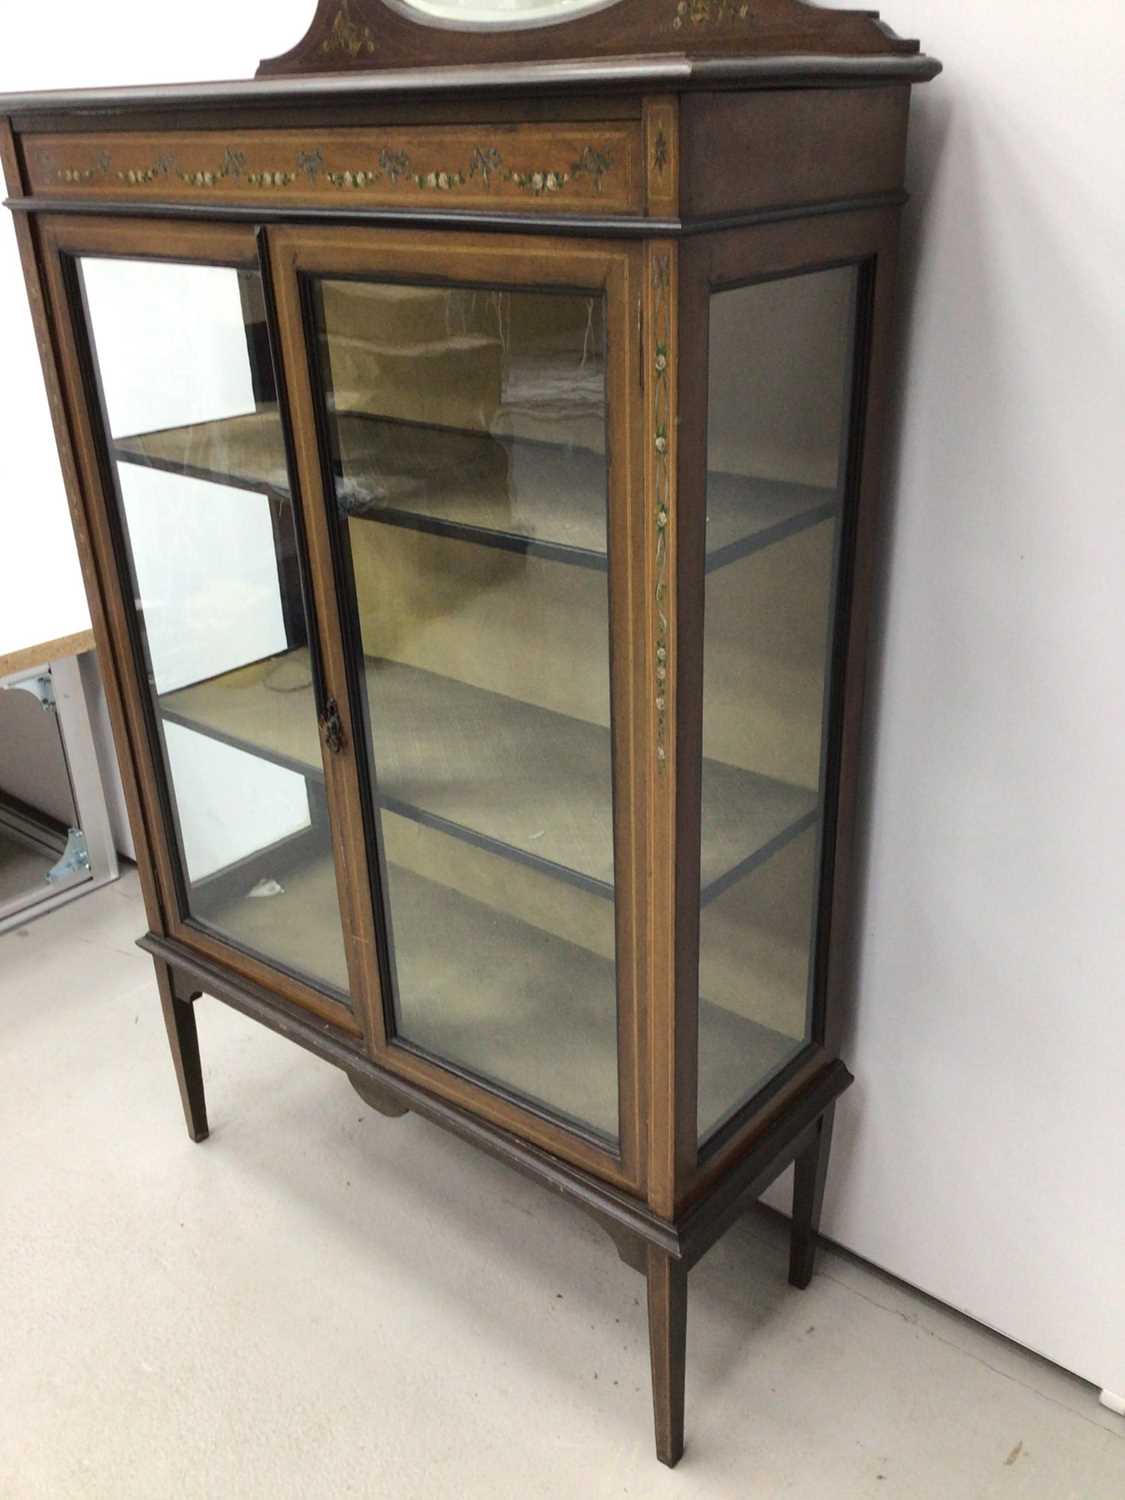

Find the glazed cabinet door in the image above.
[
  {"left": 40, "top": 218, "right": 370, "bottom": 1036},
  {"left": 268, "top": 228, "right": 646, "bottom": 1188}
]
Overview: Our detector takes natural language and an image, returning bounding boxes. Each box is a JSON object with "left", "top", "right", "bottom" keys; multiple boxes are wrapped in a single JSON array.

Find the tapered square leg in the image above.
[
  {"left": 646, "top": 1246, "right": 688, "bottom": 1467},
  {"left": 155, "top": 961, "right": 208, "bottom": 1143},
  {"left": 788, "top": 1102, "right": 836, "bottom": 1290}
]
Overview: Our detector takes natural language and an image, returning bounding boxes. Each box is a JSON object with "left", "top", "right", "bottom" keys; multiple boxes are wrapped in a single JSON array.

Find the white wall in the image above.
[
  {"left": 787, "top": 0, "right": 1125, "bottom": 1403},
  {"left": 2, "top": 0, "right": 1123, "bottom": 1403}
]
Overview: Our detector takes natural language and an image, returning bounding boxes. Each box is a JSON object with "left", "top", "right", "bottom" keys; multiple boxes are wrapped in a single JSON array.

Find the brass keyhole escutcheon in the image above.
[{"left": 320, "top": 697, "right": 345, "bottom": 754}]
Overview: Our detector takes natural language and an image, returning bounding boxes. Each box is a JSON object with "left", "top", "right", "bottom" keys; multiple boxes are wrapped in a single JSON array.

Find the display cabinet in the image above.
[{"left": 2, "top": 0, "right": 938, "bottom": 1465}]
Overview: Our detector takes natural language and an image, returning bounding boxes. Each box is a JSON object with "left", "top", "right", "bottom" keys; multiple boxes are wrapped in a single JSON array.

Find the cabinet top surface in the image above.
[{"left": 0, "top": 1, "right": 938, "bottom": 121}]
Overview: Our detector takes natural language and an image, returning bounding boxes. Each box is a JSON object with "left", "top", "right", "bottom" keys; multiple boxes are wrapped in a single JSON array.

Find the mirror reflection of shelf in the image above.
[
  {"left": 192, "top": 848, "right": 805, "bottom": 1143},
  {"left": 160, "top": 647, "right": 816, "bottom": 905},
  {"left": 113, "top": 409, "right": 838, "bottom": 574}
]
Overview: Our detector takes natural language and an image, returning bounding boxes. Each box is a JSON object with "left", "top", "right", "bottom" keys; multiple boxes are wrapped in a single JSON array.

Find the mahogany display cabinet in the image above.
[{"left": 2, "top": 0, "right": 938, "bottom": 1466}]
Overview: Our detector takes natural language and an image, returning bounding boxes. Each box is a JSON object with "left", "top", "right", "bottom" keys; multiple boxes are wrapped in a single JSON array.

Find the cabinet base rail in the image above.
[{"left": 140, "top": 930, "right": 852, "bottom": 1468}]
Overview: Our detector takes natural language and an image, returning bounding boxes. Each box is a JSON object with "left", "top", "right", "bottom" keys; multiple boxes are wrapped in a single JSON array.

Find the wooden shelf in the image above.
[
  {"left": 114, "top": 409, "right": 837, "bottom": 573},
  {"left": 196, "top": 850, "right": 803, "bottom": 1143},
  {"left": 161, "top": 648, "right": 816, "bottom": 904}
]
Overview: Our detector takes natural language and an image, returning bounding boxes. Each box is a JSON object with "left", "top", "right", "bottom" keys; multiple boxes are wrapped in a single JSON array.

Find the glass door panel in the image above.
[
  {"left": 307, "top": 276, "right": 620, "bottom": 1142},
  {"left": 76, "top": 256, "right": 351, "bottom": 1001},
  {"left": 697, "top": 264, "right": 859, "bottom": 1143}
]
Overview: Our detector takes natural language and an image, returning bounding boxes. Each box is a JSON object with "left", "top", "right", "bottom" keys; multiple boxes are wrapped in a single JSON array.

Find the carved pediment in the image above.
[{"left": 258, "top": 0, "right": 925, "bottom": 76}]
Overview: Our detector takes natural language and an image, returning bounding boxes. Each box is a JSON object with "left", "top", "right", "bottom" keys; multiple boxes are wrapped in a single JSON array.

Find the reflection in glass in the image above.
[
  {"left": 698, "top": 266, "right": 858, "bottom": 1142},
  {"left": 78, "top": 257, "right": 351, "bottom": 998},
  {"left": 310, "top": 278, "right": 620, "bottom": 1140}
]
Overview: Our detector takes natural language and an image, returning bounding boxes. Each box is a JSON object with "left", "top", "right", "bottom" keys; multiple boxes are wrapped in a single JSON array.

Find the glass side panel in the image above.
[
  {"left": 309, "top": 277, "right": 619, "bottom": 1142},
  {"left": 698, "top": 265, "right": 859, "bottom": 1144},
  {"left": 77, "top": 257, "right": 351, "bottom": 1000}
]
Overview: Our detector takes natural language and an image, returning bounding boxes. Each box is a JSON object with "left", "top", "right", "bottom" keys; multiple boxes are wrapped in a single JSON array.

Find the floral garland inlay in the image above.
[
  {"left": 39, "top": 142, "right": 617, "bottom": 200},
  {"left": 672, "top": 0, "right": 751, "bottom": 27},
  {"left": 415, "top": 144, "right": 614, "bottom": 196},
  {"left": 321, "top": 0, "right": 377, "bottom": 58},
  {"left": 652, "top": 253, "right": 672, "bottom": 772},
  {"left": 379, "top": 148, "right": 411, "bottom": 183}
]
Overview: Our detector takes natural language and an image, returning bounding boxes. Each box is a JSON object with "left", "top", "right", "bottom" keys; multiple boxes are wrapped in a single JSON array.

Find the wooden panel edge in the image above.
[{"left": 0, "top": 627, "right": 96, "bottom": 679}]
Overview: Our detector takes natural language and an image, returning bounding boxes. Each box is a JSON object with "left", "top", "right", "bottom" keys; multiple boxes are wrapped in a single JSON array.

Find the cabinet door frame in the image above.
[
  {"left": 267, "top": 224, "right": 648, "bottom": 1192},
  {"left": 38, "top": 214, "right": 367, "bottom": 1039}
]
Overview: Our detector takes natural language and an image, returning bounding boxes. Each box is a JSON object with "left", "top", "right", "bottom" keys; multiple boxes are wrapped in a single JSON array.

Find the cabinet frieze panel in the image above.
[{"left": 24, "top": 124, "right": 644, "bottom": 215}]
